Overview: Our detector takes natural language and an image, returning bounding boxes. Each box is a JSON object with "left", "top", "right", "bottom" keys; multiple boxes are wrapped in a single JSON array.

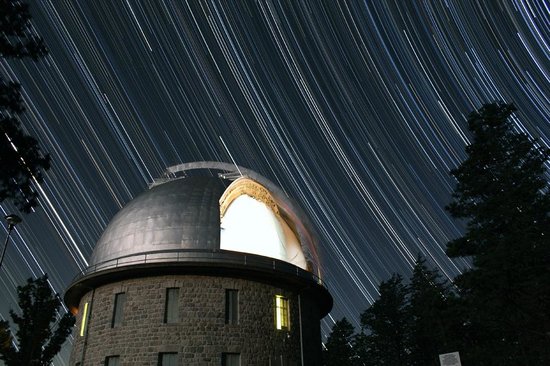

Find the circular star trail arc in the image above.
[{"left": 1, "top": 1, "right": 548, "bottom": 363}]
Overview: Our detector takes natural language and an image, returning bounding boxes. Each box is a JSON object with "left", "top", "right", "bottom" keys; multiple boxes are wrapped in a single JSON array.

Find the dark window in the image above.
[
  {"left": 158, "top": 352, "right": 177, "bottom": 366},
  {"left": 222, "top": 353, "right": 240, "bottom": 366},
  {"left": 111, "top": 292, "right": 126, "bottom": 328},
  {"left": 105, "top": 356, "right": 120, "bottom": 366},
  {"left": 225, "top": 289, "right": 238, "bottom": 324},
  {"left": 164, "top": 288, "right": 179, "bottom": 323}
]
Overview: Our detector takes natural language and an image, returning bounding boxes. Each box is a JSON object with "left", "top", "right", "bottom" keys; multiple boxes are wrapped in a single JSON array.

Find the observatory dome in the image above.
[
  {"left": 66, "top": 165, "right": 332, "bottom": 365},
  {"left": 88, "top": 163, "right": 316, "bottom": 273}
]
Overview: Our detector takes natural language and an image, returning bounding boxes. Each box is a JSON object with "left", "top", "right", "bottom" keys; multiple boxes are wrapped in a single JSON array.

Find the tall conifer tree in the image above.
[
  {"left": 446, "top": 102, "right": 550, "bottom": 364},
  {"left": 359, "top": 274, "right": 409, "bottom": 366},
  {"left": 407, "top": 256, "right": 456, "bottom": 366},
  {"left": 323, "top": 317, "right": 357, "bottom": 366}
]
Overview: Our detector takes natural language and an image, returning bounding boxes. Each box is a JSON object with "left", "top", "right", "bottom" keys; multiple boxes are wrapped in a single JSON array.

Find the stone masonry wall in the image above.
[{"left": 69, "top": 275, "right": 323, "bottom": 365}]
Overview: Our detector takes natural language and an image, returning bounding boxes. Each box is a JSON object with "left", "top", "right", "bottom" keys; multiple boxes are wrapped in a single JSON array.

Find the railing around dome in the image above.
[{"left": 72, "top": 248, "right": 325, "bottom": 287}]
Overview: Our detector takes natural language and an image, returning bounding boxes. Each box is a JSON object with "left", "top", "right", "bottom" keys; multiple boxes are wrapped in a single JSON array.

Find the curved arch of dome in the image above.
[{"left": 219, "top": 177, "right": 279, "bottom": 218}]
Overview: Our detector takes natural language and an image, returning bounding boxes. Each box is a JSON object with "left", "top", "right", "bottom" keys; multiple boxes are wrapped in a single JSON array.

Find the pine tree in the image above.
[
  {"left": 358, "top": 274, "right": 408, "bottom": 366},
  {"left": 323, "top": 317, "right": 356, "bottom": 366},
  {"left": 0, "top": 0, "right": 50, "bottom": 212},
  {"left": 407, "top": 256, "right": 456, "bottom": 366},
  {"left": 0, "top": 275, "right": 75, "bottom": 365},
  {"left": 353, "top": 330, "right": 369, "bottom": 366},
  {"left": 446, "top": 102, "right": 550, "bottom": 364}
]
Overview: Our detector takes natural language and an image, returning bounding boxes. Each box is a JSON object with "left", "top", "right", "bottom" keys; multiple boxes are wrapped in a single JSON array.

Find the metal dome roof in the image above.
[
  {"left": 87, "top": 162, "right": 321, "bottom": 275},
  {"left": 90, "top": 175, "right": 227, "bottom": 266}
]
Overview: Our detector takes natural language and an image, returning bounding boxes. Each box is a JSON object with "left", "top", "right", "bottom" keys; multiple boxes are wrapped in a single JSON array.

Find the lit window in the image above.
[
  {"left": 111, "top": 292, "right": 126, "bottom": 328},
  {"left": 79, "top": 302, "right": 89, "bottom": 337},
  {"left": 105, "top": 356, "right": 120, "bottom": 366},
  {"left": 225, "top": 289, "right": 239, "bottom": 324},
  {"left": 275, "top": 295, "right": 290, "bottom": 330},
  {"left": 164, "top": 288, "right": 179, "bottom": 323},
  {"left": 222, "top": 353, "right": 240, "bottom": 366},
  {"left": 158, "top": 352, "right": 177, "bottom": 366}
]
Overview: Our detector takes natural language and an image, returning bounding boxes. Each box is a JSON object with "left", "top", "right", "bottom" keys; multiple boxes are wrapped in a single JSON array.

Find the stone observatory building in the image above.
[{"left": 64, "top": 161, "right": 332, "bottom": 366}]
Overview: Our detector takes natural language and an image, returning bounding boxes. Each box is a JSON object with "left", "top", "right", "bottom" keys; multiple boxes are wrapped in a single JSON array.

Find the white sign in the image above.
[{"left": 439, "top": 351, "right": 461, "bottom": 366}]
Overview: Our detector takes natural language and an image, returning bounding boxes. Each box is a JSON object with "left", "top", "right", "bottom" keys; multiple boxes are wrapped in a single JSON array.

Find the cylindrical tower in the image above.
[{"left": 65, "top": 162, "right": 332, "bottom": 366}]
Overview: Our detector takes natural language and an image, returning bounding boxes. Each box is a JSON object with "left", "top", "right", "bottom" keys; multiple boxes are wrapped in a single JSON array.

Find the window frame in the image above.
[
  {"left": 275, "top": 295, "right": 290, "bottom": 331},
  {"left": 158, "top": 352, "right": 178, "bottom": 366},
  {"left": 105, "top": 355, "right": 120, "bottom": 366},
  {"left": 111, "top": 292, "right": 126, "bottom": 328},
  {"left": 164, "top": 287, "right": 180, "bottom": 324},
  {"left": 225, "top": 289, "right": 239, "bottom": 325},
  {"left": 79, "top": 301, "right": 89, "bottom": 337},
  {"left": 222, "top": 352, "right": 241, "bottom": 366}
]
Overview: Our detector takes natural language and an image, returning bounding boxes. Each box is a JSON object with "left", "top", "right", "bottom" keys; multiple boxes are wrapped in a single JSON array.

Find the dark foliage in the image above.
[
  {"left": 323, "top": 317, "right": 357, "bottom": 366},
  {"left": 330, "top": 260, "right": 461, "bottom": 366},
  {"left": 0, "top": 275, "right": 75, "bottom": 365},
  {"left": 0, "top": 115, "right": 50, "bottom": 212},
  {"left": 407, "top": 256, "right": 456, "bottom": 366},
  {"left": 0, "top": 0, "right": 49, "bottom": 212},
  {"left": 446, "top": 102, "right": 550, "bottom": 258},
  {"left": 359, "top": 274, "right": 409, "bottom": 366},
  {"left": 446, "top": 102, "right": 550, "bottom": 365},
  {"left": 0, "top": 0, "right": 47, "bottom": 59}
]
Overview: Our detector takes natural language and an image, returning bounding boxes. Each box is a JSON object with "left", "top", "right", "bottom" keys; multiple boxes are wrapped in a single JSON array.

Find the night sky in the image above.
[{"left": 1, "top": 1, "right": 549, "bottom": 364}]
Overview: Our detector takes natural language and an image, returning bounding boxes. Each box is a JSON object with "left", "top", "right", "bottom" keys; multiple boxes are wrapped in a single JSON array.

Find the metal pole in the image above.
[
  {"left": 0, "top": 225, "right": 14, "bottom": 269},
  {"left": 0, "top": 215, "right": 21, "bottom": 269}
]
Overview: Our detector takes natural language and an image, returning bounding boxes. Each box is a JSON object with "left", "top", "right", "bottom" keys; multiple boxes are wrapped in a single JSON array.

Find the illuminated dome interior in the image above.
[{"left": 219, "top": 178, "right": 307, "bottom": 270}]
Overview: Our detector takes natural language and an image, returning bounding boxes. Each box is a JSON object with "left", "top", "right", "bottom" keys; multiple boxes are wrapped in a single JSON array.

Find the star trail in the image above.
[{"left": 1, "top": 1, "right": 549, "bottom": 363}]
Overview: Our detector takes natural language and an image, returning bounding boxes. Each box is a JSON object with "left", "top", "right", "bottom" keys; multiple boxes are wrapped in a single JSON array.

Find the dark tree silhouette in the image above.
[
  {"left": 0, "top": 0, "right": 49, "bottom": 212},
  {"left": 323, "top": 317, "right": 357, "bottom": 366},
  {"left": 0, "top": 275, "right": 75, "bottom": 365},
  {"left": 446, "top": 102, "right": 550, "bottom": 364},
  {"left": 407, "top": 256, "right": 456, "bottom": 366},
  {"left": 358, "top": 274, "right": 408, "bottom": 366}
]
